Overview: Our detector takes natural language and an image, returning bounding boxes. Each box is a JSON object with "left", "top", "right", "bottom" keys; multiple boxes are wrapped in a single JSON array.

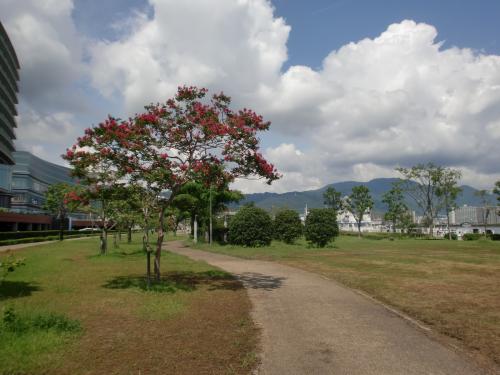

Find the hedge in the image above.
[
  {"left": 340, "top": 231, "right": 408, "bottom": 239},
  {"left": 462, "top": 233, "right": 483, "bottom": 241},
  {"left": 0, "top": 232, "right": 101, "bottom": 246},
  {"left": 490, "top": 233, "right": 500, "bottom": 241},
  {"left": 0, "top": 230, "right": 99, "bottom": 241}
]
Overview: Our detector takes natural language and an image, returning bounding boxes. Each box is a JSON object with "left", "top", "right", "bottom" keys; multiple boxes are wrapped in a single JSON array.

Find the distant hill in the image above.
[{"left": 235, "top": 178, "right": 495, "bottom": 214}]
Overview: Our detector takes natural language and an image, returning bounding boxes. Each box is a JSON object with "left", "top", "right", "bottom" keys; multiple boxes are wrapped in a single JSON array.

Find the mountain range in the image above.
[{"left": 235, "top": 178, "right": 496, "bottom": 214}]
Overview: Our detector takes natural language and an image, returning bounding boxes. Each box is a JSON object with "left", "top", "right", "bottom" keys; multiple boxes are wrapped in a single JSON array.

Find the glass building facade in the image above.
[
  {"left": 10, "top": 151, "right": 75, "bottom": 213},
  {"left": 0, "top": 22, "right": 19, "bottom": 165},
  {"left": 0, "top": 21, "right": 19, "bottom": 207}
]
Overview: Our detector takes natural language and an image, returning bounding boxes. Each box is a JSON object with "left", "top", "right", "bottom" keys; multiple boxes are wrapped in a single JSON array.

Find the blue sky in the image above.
[
  {"left": 72, "top": 0, "right": 500, "bottom": 67},
  {"left": 2, "top": 0, "right": 500, "bottom": 193},
  {"left": 275, "top": 0, "right": 500, "bottom": 67}
]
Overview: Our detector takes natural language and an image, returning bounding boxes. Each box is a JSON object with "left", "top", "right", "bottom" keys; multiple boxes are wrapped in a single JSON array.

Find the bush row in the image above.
[
  {"left": 227, "top": 206, "right": 338, "bottom": 248},
  {"left": 0, "top": 232, "right": 100, "bottom": 246},
  {"left": 462, "top": 233, "right": 500, "bottom": 241},
  {"left": 0, "top": 230, "right": 100, "bottom": 241}
]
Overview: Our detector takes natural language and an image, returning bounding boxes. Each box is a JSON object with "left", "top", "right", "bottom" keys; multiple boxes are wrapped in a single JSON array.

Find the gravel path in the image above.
[{"left": 167, "top": 241, "right": 491, "bottom": 375}]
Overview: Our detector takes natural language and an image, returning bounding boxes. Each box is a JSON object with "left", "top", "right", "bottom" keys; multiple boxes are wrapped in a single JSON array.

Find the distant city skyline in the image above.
[{"left": 1, "top": 0, "right": 500, "bottom": 193}]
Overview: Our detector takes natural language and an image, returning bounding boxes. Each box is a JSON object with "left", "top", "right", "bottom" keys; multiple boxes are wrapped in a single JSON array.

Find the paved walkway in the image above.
[{"left": 167, "top": 241, "right": 491, "bottom": 375}]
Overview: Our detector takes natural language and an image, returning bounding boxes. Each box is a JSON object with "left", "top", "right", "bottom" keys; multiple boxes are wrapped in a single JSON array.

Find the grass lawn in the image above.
[
  {"left": 0, "top": 235, "right": 258, "bottom": 375},
  {"left": 193, "top": 236, "right": 500, "bottom": 368}
]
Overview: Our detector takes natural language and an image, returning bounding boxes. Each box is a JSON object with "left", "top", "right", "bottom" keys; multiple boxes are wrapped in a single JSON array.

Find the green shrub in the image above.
[
  {"left": 1, "top": 307, "right": 81, "bottom": 334},
  {"left": 273, "top": 209, "right": 303, "bottom": 244},
  {"left": 228, "top": 205, "right": 273, "bottom": 247},
  {"left": 304, "top": 209, "right": 339, "bottom": 247},
  {"left": 490, "top": 233, "right": 500, "bottom": 241},
  {"left": 211, "top": 218, "right": 229, "bottom": 243},
  {"left": 462, "top": 233, "right": 482, "bottom": 241},
  {"left": 446, "top": 233, "right": 458, "bottom": 240}
]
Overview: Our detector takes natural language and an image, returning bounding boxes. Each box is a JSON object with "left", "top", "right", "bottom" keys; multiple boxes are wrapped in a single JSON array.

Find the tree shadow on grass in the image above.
[
  {"left": 103, "top": 270, "right": 243, "bottom": 293},
  {"left": 0, "top": 281, "right": 41, "bottom": 301},
  {"left": 88, "top": 249, "right": 145, "bottom": 260},
  {"left": 237, "top": 273, "right": 286, "bottom": 291}
]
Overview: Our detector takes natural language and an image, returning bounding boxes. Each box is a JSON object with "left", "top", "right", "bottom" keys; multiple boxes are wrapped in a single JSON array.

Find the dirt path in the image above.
[{"left": 167, "top": 241, "right": 492, "bottom": 375}]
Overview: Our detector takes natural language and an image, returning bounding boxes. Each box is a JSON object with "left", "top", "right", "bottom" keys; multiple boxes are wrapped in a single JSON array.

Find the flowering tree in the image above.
[
  {"left": 44, "top": 183, "right": 86, "bottom": 241},
  {"left": 64, "top": 86, "right": 279, "bottom": 280}
]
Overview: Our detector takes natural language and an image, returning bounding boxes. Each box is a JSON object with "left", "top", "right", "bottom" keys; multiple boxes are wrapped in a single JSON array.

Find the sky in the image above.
[{"left": 1, "top": 0, "right": 500, "bottom": 193}]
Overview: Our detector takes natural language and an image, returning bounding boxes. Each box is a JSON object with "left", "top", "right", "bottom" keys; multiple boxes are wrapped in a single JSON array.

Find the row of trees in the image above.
[
  {"left": 323, "top": 163, "right": 500, "bottom": 239},
  {"left": 323, "top": 185, "right": 374, "bottom": 236},
  {"left": 228, "top": 205, "right": 338, "bottom": 248},
  {"left": 56, "top": 86, "right": 279, "bottom": 284}
]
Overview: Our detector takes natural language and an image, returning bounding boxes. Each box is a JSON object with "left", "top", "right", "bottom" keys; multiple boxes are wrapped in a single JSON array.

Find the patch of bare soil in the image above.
[{"left": 56, "top": 282, "right": 258, "bottom": 375}]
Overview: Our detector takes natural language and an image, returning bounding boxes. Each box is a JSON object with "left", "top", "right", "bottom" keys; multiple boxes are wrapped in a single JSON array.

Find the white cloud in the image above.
[
  {"left": 88, "top": 0, "right": 290, "bottom": 113},
  {"left": 258, "top": 20, "right": 500, "bottom": 190},
  {"left": 0, "top": 0, "right": 92, "bottom": 166},
  {"left": 3, "top": 0, "right": 500, "bottom": 193},
  {"left": 88, "top": 11, "right": 500, "bottom": 191},
  {"left": 233, "top": 143, "right": 326, "bottom": 193},
  {"left": 14, "top": 108, "right": 80, "bottom": 165},
  {"left": 0, "top": 0, "right": 85, "bottom": 112}
]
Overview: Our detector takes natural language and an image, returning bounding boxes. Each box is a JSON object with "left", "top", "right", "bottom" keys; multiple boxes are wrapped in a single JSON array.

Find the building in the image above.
[
  {"left": 0, "top": 23, "right": 94, "bottom": 231},
  {"left": 0, "top": 21, "right": 20, "bottom": 207},
  {"left": 0, "top": 151, "right": 83, "bottom": 231},
  {"left": 451, "top": 205, "right": 500, "bottom": 226},
  {"left": 10, "top": 151, "right": 75, "bottom": 213}
]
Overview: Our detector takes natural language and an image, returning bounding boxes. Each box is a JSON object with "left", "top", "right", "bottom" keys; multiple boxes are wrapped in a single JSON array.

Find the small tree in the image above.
[
  {"left": 345, "top": 185, "right": 373, "bottom": 237},
  {"left": 494, "top": 181, "right": 500, "bottom": 215},
  {"left": 65, "top": 86, "right": 279, "bottom": 280},
  {"left": 475, "top": 190, "right": 491, "bottom": 238},
  {"left": 43, "top": 183, "right": 84, "bottom": 241},
  {"left": 107, "top": 186, "right": 144, "bottom": 244},
  {"left": 273, "top": 209, "right": 303, "bottom": 244},
  {"left": 173, "top": 181, "right": 243, "bottom": 243},
  {"left": 436, "top": 168, "right": 462, "bottom": 240},
  {"left": 399, "top": 211, "right": 416, "bottom": 235},
  {"left": 0, "top": 255, "right": 25, "bottom": 285},
  {"left": 382, "top": 183, "right": 408, "bottom": 233},
  {"left": 323, "top": 187, "right": 344, "bottom": 212},
  {"left": 396, "top": 163, "right": 444, "bottom": 236},
  {"left": 228, "top": 205, "right": 273, "bottom": 247},
  {"left": 304, "top": 208, "right": 338, "bottom": 247}
]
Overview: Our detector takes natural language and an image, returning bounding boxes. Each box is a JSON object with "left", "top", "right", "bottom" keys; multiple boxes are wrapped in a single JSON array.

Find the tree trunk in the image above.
[
  {"left": 357, "top": 220, "right": 361, "bottom": 237},
  {"left": 154, "top": 205, "right": 166, "bottom": 281},
  {"left": 100, "top": 228, "right": 108, "bottom": 255},
  {"left": 190, "top": 214, "right": 195, "bottom": 239},
  {"left": 392, "top": 219, "right": 396, "bottom": 233},
  {"left": 59, "top": 216, "right": 64, "bottom": 241},
  {"left": 446, "top": 207, "right": 451, "bottom": 240},
  {"left": 113, "top": 232, "right": 118, "bottom": 249},
  {"left": 118, "top": 229, "right": 122, "bottom": 242},
  {"left": 127, "top": 226, "right": 132, "bottom": 243},
  {"left": 146, "top": 250, "right": 151, "bottom": 288},
  {"left": 173, "top": 219, "right": 178, "bottom": 237},
  {"left": 143, "top": 229, "right": 148, "bottom": 252},
  {"left": 142, "top": 206, "right": 149, "bottom": 251}
]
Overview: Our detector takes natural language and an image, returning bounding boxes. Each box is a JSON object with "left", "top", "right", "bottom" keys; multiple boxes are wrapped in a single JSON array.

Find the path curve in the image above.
[{"left": 167, "top": 241, "right": 491, "bottom": 375}]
